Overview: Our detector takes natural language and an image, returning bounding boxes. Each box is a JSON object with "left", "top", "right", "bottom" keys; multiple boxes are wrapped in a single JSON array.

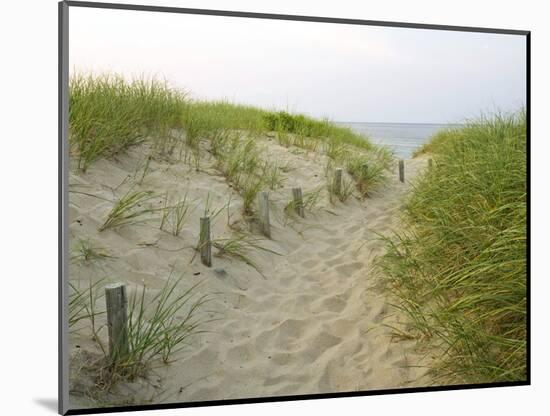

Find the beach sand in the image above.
[{"left": 68, "top": 134, "right": 432, "bottom": 408}]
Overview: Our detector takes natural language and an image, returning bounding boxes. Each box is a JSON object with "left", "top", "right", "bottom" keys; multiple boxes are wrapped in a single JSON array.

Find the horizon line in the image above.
[{"left": 336, "top": 120, "right": 464, "bottom": 125}]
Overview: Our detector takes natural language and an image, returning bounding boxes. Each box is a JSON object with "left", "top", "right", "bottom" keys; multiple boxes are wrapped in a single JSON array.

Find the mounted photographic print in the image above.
[{"left": 59, "top": 1, "right": 530, "bottom": 414}]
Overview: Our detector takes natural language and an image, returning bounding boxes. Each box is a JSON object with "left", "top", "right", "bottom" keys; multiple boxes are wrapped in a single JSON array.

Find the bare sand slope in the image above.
[{"left": 68, "top": 136, "right": 431, "bottom": 407}]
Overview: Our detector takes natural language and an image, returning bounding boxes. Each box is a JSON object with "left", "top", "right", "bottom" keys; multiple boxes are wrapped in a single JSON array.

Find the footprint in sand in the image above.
[
  {"left": 274, "top": 319, "right": 309, "bottom": 341},
  {"left": 181, "top": 347, "right": 220, "bottom": 376},
  {"left": 225, "top": 342, "right": 255, "bottom": 363},
  {"left": 324, "top": 257, "right": 344, "bottom": 267},
  {"left": 324, "top": 237, "right": 344, "bottom": 246},
  {"left": 298, "top": 331, "right": 341, "bottom": 364},
  {"left": 263, "top": 374, "right": 287, "bottom": 387},
  {"left": 320, "top": 295, "right": 347, "bottom": 313},
  {"left": 316, "top": 246, "right": 340, "bottom": 259},
  {"left": 188, "top": 385, "right": 224, "bottom": 402},
  {"left": 317, "top": 365, "right": 333, "bottom": 392},
  {"left": 334, "top": 261, "right": 364, "bottom": 275},
  {"left": 325, "top": 318, "right": 357, "bottom": 338},
  {"left": 370, "top": 303, "right": 389, "bottom": 323},
  {"left": 269, "top": 352, "right": 294, "bottom": 366},
  {"left": 336, "top": 243, "right": 351, "bottom": 252},
  {"left": 255, "top": 318, "right": 310, "bottom": 352},
  {"left": 264, "top": 373, "right": 310, "bottom": 387},
  {"left": 280, "top": 293, "right": 316, "bottom": 314},
  {"left": 301, "top": 258, "right": 319, "bottom": 269},
  {"left": 345, "top": 224, "right": 362, "bottom": 234},
  {"left": 381, "top": 347, "right": 395, "bottom": 361},
  {"left": 270, "top": 382, "right": 313, "bottom": 396}
]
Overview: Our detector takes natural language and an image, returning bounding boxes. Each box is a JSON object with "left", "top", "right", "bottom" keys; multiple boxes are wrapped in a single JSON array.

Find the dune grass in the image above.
[
  {"left": 159, "top": 190, "right": 196, "bottom": 237},
  {"left": 326, "top": 168, "right": 355, "bottom": 203},
  {"left": 71, "top": 239, "right": 113, "bottom": 264},
  {"left": 69, "top": 73, "right": 393, "bottom": 195},
  {"left": 69, "top": 73, "right": 187, "bottom": 171},
  {"left": 99, "top": 188, "right": 158, "bottom": 231},
  {"left": 122, "top": 276, "right": 209, "bottom": 375},
  {"left": 213, "top": 233, "right": 282, "bottom": 276},
  {"left": 211, "top": 134, "right": 275, "bottom": 215},
  {"left": 345, "top": 147, "right": 394, "bottom": 197},
  {"left": 182, "top": 100, "right": 267, "bottom": 137},
  {"left": 261, "top": 160, "right": 287, "bottom": 190},
  {"left": 264, "top": 111, "right": 373, "bottom": 151},
  {"left": 283, "top": 186, "right": 324, "bottom": 224},
  {"left": 265, "top": 112, "right": 394, "bottom": 194},
  {"left": 69, "top": 278, "right": 106, "bottom": 332},
  {"left": 71, "top": 274, "right": 210, "bottom": 389},
  {"left": 99, "top": 189, "right": 157, "bottom": 232},
  {"left": 377, "top": 111, "right": 527, "bottom": 384}
]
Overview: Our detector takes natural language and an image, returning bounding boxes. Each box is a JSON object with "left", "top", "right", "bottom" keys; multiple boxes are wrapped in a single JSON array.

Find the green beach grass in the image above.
[
  {"left": 69, "top": 73, "right": 187, "bottom": 171},
  {"left": 69, "top": 73, "right": 392, "bottom": 197},
  {"left": 377, "top": 111, "right": 527, "bottom": 384}
]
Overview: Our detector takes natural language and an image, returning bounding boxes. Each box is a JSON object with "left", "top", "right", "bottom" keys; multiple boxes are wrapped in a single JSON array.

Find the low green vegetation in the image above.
[
  {"left": 68, "top": 278, "right": 106, "bottom": 332},
  {"left": 123, "top": 277, "right": 209, "bottom": 375},
  {"left": 69, "top": 73, "right": 393, "bottom": 199},
  {"left": 264, "top": 111, "right": 373, "bottom": 151},
  {"left": 213, "top": 233, "right": 282, "bottom": 276},
  {"left": 70, "top": 275, "right": 209, "bottom": 388},
  {"left": 71, "top": 239, "right": 113, "bottom": 264},
  {"left": 69, "top": 73, "right": 187, "bottom": 171},
  {"left": 159, "top": 190, "right": 195, "bottom": 237},
  {"left": 326, "top": 167, "right": 355, "bottom": 203},
  {"left": 284, "top": 186, "right": 323, "bottom": 218},
  {"left": 99, "top": 189, "right": 157, "bottom": 232},
  {"left": 377, "top": 111, "right": 527, "bottom": 384},
  {"left": 345, "top": 147, "right": 394, "bottom": 197}
]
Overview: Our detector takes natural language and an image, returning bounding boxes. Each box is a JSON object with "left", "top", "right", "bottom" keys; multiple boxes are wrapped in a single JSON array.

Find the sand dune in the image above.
[{"left": 68, "top": 135, "right": 432, "bottom": 408}]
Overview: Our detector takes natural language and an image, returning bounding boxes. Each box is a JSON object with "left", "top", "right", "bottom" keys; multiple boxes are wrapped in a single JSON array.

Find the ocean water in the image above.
[{"left": 338, "top": 122, "right": 454, "bottom": 159}]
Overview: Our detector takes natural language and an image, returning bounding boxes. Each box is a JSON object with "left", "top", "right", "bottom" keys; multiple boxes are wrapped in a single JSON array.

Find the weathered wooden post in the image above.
[
  {"left": 292, "top": 187, "right": 305, "bottom": 218},
  {"left": 258, "top": 191, "right": 271, "bottom": 237},
  {"left": 199, "top": 217, "right": 212, "bottom": 267},
  {"left": 428, "top": 158, "right": 433, "bottom": 169},
  {"left": 398, "top": 159, "right": 405, "bottom": 183},
  {"left": 333, "top": 168, "right": 343, "bottom": 196},
  {"left": 105, "top": 283, "right": 129, "bottom": 363}
]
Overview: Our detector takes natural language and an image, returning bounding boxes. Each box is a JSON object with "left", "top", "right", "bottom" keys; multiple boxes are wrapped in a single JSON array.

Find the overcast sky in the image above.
[{"left": 69, "top": 6, "right": 526, "bottom": 124}]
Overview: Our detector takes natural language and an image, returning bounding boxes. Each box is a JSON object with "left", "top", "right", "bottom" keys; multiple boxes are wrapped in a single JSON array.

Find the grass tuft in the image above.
[
  {"left": 69, "top": 72, "right": 394, "bottom": 202},
  {"left": 99, "top": 189, "right": 157, "bottom": 231},
  {"left": 326, "top": 168, "right": 355, "bottom": 203},
  {"left": 123, "top": 276, "right": 209, "bottom": 373},
  {"left": 213, "top": 233, "right": 281, "bottom": 276},
  {"left": 71, "top": 239, "right": 113, "bottom": 264},
  {"left": 283, "top": 186, "right": 324, "bottom": 221},
  {"left": 69, "top": 73, "right": 187, "bottom": 170},
  {"left": 72, "top": 274, "right": 211, "bottom": 388},
  {"left": 159, "top": 190, "right": 195, "bottom": 236},
  {"left": 69, "top": 279, "right": 106, "bottom": 333}
]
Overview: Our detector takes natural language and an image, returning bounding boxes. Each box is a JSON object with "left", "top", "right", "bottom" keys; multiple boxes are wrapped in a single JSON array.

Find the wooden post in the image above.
[
  {"left": 333, "top": 168, "right": 343, "bottom": 196},
  {"left": 258, "top": 191, "right": 271, "bottom": 237},
  {"left": 292, "top": 187, "right": 305, "bottom": 218},
  {"left": 199, "top": 217, "right": 212, "bottom": 267},
  {"left": 398, "top": 159, "right": 405, "bottom": 183},
  {"left": 428, "top": 158, "right": 433, "bottom": 169},
  {"left": 105, "top": 283, "right": 129, "bottom": 363}
]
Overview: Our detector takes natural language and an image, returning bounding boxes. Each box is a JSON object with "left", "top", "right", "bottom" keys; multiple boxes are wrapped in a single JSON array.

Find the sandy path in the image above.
[
  {"left": 164, "top": 152, "right": 429, "bottom": 403},
  {"left": 68, "top": 136, "right": 431, "bottom": 407}
]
